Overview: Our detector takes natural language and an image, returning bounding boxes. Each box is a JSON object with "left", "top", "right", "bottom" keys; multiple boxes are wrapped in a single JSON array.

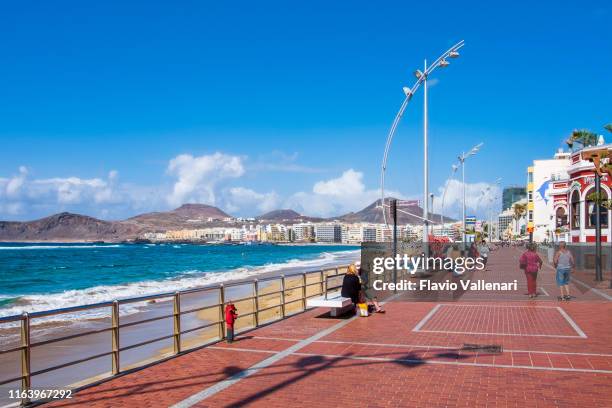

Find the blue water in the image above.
[{"left": 0, "top": 243, "right": 358, "bottom": 318}]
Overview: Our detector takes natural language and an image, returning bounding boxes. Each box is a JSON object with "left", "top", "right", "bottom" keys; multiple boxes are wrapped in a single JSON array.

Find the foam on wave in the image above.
[{"left": 0, "top": 249, "right": 359, "bottom": 325}]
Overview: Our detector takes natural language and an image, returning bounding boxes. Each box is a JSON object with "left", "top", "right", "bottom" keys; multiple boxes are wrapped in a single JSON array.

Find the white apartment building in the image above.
[
  {"left": 314, "top": 223, "right": 342, "bottom": 243},
  {"left": 432, "top": 224, "right": 459, "bottom": 240},
  {"left": 498, "top": 198, "right": 528, "bottom": 239},
  {"left": 292, "top": 223, "right": 315, "bottom": 242},
  {"left": 527, "top": 149, "right": 571, "bottom": 242},
  {"left": 341, "top": 224, "right": 377, "bottom": 244}
]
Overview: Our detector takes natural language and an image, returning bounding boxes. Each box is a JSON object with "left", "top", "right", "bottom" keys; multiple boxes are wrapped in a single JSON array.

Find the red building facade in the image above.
[{"left": 550, "top": 144, "right": 611, "bottom": 243}]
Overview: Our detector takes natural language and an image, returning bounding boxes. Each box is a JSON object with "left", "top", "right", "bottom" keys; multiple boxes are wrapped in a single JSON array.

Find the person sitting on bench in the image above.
[{"left": 341, "top": 264, "right": 361, "bottom": 310}]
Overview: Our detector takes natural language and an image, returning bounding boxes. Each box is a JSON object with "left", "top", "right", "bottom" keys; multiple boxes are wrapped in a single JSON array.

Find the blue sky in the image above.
[{"left": 0, "top": 1, "right": 610, "bottom": 220}]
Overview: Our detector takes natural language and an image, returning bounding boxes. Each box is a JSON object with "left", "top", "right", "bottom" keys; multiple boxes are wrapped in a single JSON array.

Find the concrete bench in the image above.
[{"left": 306, "top": 293, "right": 354, "bottom": 317}]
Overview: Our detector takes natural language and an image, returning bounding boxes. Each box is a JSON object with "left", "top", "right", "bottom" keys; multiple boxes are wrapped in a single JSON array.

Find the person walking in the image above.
[
  {"left": 468, "top": 242, "right": 480, "bottom": 271},
  {"left": 478, "top": 240, "right": 491, "bottom": 270},
  {"left": 553, "top": 241, "right": 575, "bottom": 301},
  {"left": 519, "top": 243, "right": 543, "bottom": 298}
]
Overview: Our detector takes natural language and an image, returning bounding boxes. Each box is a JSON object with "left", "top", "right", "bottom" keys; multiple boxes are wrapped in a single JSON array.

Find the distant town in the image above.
[{"left": 140, "top": 220, "right": 461, "bottom": 244}]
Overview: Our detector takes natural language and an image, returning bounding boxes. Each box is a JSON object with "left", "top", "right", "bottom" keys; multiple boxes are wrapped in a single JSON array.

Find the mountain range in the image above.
[{"left": 0, "top": 201, "right": 455, "bottom": 242}]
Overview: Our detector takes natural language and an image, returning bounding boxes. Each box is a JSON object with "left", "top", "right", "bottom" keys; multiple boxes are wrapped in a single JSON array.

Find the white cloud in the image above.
[
  {"left": 0, "top": 158, "right": 415, "bottom": 221},
  {"left": 224, "top": 187, "right": 279, "bottom": 214},
  {"left": 286, "top": 169, "right": 404, "bottom": 217},
  {"left": 5, "top": 166, "right": 28, "bottom": 198},
  {"left": 166, "top": 153, "right": 244, "bottom": 207},
  {"left": 312, "top": 169, "right": 364, "bottom": 197},
  {"left": 0, "top": 167, "right": 128, "bottom": 218},
  {"left": 33, "top": 177, "right": 108, "bottom": 204}
]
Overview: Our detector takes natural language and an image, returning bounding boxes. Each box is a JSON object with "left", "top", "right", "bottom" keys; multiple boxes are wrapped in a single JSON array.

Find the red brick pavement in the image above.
[{"left": 44, "top": 248, "right": 612, "bottom": 408}]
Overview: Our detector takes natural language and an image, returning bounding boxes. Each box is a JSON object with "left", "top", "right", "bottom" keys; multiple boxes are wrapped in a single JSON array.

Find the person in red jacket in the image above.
[
  {"left": 225, "top": 303, "right": 238, "bottom": 343},
  {"left": 519, "top": 243, "right": 543, "bottom": 298}
]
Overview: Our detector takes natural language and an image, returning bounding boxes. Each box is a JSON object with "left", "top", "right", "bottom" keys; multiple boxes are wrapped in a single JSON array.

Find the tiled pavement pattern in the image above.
[
  {"left": 414, "top": 304, "right": 584, "bottom": 337},
  {"left": 45, "top": 248, "right": 612, "bottom": 407}
]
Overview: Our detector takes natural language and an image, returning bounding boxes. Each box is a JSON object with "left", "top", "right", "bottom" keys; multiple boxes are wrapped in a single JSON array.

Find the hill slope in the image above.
[
  {"left": 0, "top": 204, "right": 233, "bottom": 241},
  {"left": 0, "top": 213, "right": 140, "bottom": 242},
  {"left": 123, "top": 203, "right": 232, "bottom": 231},
  {"left": 338, "top": 199, "right": 455, "bottom": 225}
]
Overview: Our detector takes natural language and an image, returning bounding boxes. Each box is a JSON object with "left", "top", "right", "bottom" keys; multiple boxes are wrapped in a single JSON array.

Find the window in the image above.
[
  {"left": 571, "top": 190, "right": 580, "bottom": 230},
  {"left": 585, "top": 188, "right": 609, "bottom": 229},
  {"left": 556, "top": 207, "right": 568, "bottom": 228}
]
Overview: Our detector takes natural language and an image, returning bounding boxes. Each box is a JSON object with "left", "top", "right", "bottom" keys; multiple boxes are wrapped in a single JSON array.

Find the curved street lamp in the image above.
[
  {"left": 439, "top": 163, "right": 460, "bottom": 227},
  {"left": 380, "top": 40, "right": 465, "bottom": 241},
  {"left": 458, "top": 142, "right": 483, "bottom": 242},
  {"left": 479, "top": 178, "right": 502, "bottom": 240}
]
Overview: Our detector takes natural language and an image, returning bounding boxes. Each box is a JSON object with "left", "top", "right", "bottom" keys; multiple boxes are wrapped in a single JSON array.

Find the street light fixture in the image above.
[
  {"left": 479, "top": 178, "right": 502, "bottom": 241},
  {"left": 439, "top": 163, "right": 460, "bottom": 233},
  {"left": 457, "top": 142, "right": 484, "bottom": 244},
  {"left": 380, "top": 40, "right": 465, "bottom": 245}
]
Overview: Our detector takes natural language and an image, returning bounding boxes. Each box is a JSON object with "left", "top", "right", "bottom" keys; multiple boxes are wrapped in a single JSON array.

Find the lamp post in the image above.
[
  {"left": 457, "top": 143, "right": 483, "bottom": 243},
  {"left": 479, "top": 178, "right": 502, "bottom": 241},
  {"left": 595, "top": 172, "right": 603, "bottom": 281},
  {"left": 490, "top": 194, "right": 500, "bottom": 241},
  {"left": 380, "top": 40, "right": 465, "bottom": 242},
  {"left": 423, "top": 59, "right": 429, "bottom": 244},
  {"left": 439, "top": 163, "right": 459, "bottom": 236}
]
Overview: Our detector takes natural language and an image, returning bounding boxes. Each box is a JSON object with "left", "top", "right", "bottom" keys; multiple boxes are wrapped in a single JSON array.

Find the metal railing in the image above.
[
  {"left": 0, "top": 265, "right": 349, "bottom": 406},
  {"left": 324, "top": 274, "right": 345, "bottom": 299}
]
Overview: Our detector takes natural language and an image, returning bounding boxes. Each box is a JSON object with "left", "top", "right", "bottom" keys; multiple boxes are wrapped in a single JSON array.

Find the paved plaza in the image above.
[{"left": 45, "top": 247, "right": 612, "bottom": 407}]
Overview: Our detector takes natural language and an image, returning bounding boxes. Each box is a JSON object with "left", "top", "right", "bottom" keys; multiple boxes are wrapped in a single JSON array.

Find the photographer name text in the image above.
[{"left": 372, "top": 279, "right": 519, "bottom": 292}]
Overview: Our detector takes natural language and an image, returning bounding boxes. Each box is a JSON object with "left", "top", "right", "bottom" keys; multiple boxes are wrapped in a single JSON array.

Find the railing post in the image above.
[
  {"left": 111, "top": 301, "right": 120, "bottom": 375},
  {"left": 219, "top": 284, "right": 225, "bottom": 340},
  {"left": 20, "top": 313, "right": 31, "bottom": 407},
  {"left": 253, "top": 280, "right": 259, "bottom": 327},
  {"left": 319, "top": 270, "right": 324, "bottom": 296},
  {"left": 173, "top": 292, "right": 181, "bottom": 354},
  {"left": 324, "top": 274, "right": 328, "bottom": 300},
  {"left": 280, "top": 275, "right": 286, "bottom": 318},
  {"left": 302, "top": 273, "right": 307, "bottom": 311}
]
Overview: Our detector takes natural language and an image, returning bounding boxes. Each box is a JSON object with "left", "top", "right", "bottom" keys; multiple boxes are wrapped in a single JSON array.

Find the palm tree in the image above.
[
  {"left": 605, "top": 124, "right": 612, "bottom": 133},
  {"left": 566, "top": 129, "right": 598, "bottom": 149},
  {"left": 512, "top": 203, "right": 527, "bottom": 237}
]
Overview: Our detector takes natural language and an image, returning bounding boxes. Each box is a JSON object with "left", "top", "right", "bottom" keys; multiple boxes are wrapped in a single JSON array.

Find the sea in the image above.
[{"left": 0, "top": 242, "right": 359, "bottom": 324}]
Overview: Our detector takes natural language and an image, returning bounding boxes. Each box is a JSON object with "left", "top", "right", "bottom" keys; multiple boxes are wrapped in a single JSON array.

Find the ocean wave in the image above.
[
  {"left": 0, "top": 244, "right": 123, "bottom": 250},
  {"left": 0, "top": 249, "right": 360, "bottom": 325}
]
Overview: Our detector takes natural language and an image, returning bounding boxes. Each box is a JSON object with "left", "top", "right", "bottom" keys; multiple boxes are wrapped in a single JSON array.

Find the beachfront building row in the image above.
[
  {"left": 525, "top": 143, "right": 612, "bottom": 243},
  {"left": 141, "top": 221, "right": 462, "bottom": 244}
]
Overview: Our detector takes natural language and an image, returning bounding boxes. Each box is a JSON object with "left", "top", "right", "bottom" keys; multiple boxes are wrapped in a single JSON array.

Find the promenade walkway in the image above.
[{"left": 45, "top": 247, "right": 612, "bottom": 407}]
